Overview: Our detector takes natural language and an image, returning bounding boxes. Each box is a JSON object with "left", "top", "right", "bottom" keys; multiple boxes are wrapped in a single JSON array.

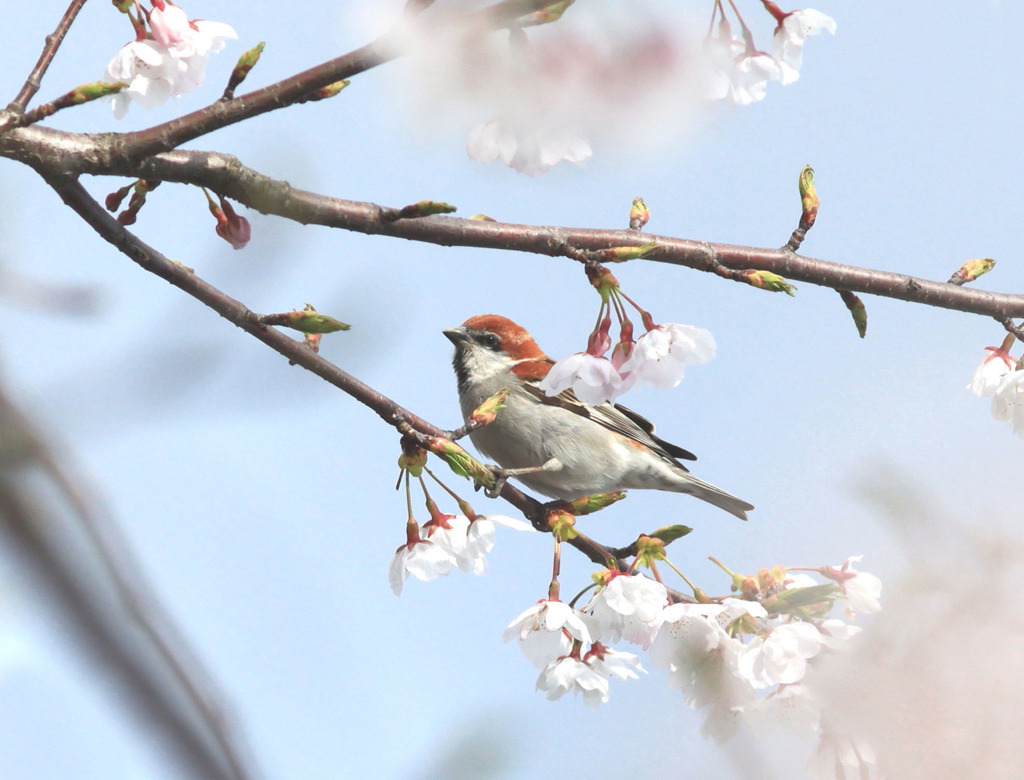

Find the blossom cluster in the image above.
[
  {"left": 504, "top": 559, "right": 882, "bottom": 778},
  {"left": 540, "top": 319, "right": 715, "bottom": 406},
  {"left": 967, "top": 343, "right": 1024, "bottom": 437},
  {"left": 389, "top": 512, "right": 534, "bottom": 595},
  {"left": 104, "top": 1, "right": 236, "bottom": 118},
  {"left": 706, "top": 5, "right": 837, "bottom": 106},
  {"left": 537, "top": 265, "right": 716, "bottom": 406}
]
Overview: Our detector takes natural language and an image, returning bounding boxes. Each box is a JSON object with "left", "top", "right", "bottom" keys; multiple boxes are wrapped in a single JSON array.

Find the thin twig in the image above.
[{"left": 5, "top": 0, "right": 89, "bottom": 115}]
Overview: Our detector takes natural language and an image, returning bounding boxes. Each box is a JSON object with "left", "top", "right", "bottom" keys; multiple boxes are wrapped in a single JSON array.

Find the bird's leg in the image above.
[{"left": 483, "top": 457, "right": 563, "bottom": 498}]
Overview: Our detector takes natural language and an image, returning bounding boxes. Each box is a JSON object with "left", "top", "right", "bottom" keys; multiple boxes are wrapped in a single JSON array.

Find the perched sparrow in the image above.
[{"left": 444, "top": 314, "right": 754, "bottom": 520}]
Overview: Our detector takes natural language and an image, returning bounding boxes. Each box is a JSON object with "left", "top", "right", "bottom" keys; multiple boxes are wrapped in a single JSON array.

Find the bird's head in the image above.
[{"left": 444, "top": 314, "right": 550, "bottom": 391}]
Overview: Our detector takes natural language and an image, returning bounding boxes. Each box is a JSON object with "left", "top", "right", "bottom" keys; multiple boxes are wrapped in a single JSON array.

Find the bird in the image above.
[{"left": 444, "top": 314, "right": 754, "bottom": 520}]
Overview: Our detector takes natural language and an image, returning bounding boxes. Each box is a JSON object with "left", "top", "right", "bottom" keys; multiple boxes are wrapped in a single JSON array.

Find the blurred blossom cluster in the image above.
[{"left": 391, "top": 1, "right": 835, "bottom": 175}]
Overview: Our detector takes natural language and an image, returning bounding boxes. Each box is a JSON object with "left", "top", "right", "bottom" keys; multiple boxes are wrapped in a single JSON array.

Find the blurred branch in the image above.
[{"left": 0, "top": 382, "right": 256, "bottom": 780}]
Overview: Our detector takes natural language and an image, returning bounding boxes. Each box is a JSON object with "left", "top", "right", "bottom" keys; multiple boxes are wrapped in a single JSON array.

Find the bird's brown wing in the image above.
[{"left": 522, "top": 381, "right": 697, "bottom": 469}]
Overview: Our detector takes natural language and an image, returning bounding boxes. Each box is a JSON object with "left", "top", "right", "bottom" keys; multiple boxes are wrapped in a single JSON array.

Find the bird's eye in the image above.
[{"left": 479, "top": 332, "right": 501, "bottom": 351}]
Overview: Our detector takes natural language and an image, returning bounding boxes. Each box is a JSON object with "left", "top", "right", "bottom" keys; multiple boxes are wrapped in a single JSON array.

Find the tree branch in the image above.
[
  {"left": 3, "top": 0, "right": 88, "bottom": 118},
  {"left": 5, "top": 128, "right": 1023, "bottom": 320},
  {"left": 116, "top": 148, "right": 1024, "bottom": 320}
]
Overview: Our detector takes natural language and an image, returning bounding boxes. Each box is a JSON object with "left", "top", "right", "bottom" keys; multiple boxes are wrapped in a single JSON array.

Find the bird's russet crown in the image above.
[{"left": 461, "top": 314, "right": 548, "bottom": 361}]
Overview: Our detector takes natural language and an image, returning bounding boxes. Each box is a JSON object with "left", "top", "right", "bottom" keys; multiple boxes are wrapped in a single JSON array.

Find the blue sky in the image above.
[{"left": 1, "top": 1, "right": 1022, "bottom": 777}]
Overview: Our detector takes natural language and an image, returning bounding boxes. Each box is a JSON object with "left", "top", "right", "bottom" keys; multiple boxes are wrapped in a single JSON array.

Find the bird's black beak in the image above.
[{"left": 443, "top": 327, "right": 468, "bottom": 346}]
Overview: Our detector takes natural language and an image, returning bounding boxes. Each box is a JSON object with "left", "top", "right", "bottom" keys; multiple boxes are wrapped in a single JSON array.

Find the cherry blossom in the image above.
[
  {"left": 737, "top": 621, "right": 824, "bottom": 687},
  {"left": 968, "top": 347, "right": 1016, "bottom": 397},
  {"left": 583, "top": 572, "right": 668, "bottom": 647},
  {"left": 213, "top": 196, "right": 251, "bottom": 249},
  {"left": 991, "top": 369, "right": 1024, "bottom": 437},
  {"left": 423, "top": 513, "right": 471, "bottom": 560},
  {"left": 106, "top": 41, "right": 183, "bottom": 118},
  {"left": 467, "top": 118, "right": 591, "bottom": 177},
  {"left": 808, "top": 732, "right": 882, "bottom": 780},
  {"left": 618, "top": 322, "right": 716, "bottom": 389},
  {"left": 729, "top": 52, "right": 784, "bottom": 105},
  {"left": 388, "top": 540, "right": 454, "bottom": 596},
  {"left": 149, "top": 4, "right": 191, "bottom": 47},
  {"left": 535, "top": 656, "right": 609, "bottom": 706},
  {"left": 105, "top": 3, "right": 236, "bottom": 118},
  {"left": 504, "top": 600, "right": 591, "bottom": 668},
  {"left": 456, "top": 514, "right": 534, "bottom": 575},
  {"left": 771, "top": 9, "right": 838, "bottom": 84},
  {"left": 538, "top": 352, "right": 630, "bottom": 406},
  {"left": 819, "top": 556, "right": 882, "bottom": 615},
  {"left": 584, "top": 644, "right": 646, "bottom": 683},
  {"left": 745, "top": 684, "right": 821, "bottom": 738}
]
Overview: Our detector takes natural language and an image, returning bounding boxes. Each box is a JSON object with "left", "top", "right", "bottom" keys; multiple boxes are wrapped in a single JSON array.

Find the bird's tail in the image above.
[{"left": 677, "top": 474, "right": 754, "bottom": 521}]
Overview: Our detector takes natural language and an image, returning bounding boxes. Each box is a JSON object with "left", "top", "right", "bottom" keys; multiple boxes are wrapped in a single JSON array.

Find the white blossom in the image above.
[
  {"left": 729, "top": 53, "right": 783, "bottom": 105},
  {"left": 104, "top": 4, "right": 236, "bottom": 118},
  {"left": 585, "top": 645, "right": 646, "bottom": 682},
  {"left": 648, "top": 602, "right": 756, "bottom": 735},
  {"left": 535, "top": 656, "right": 609, "bottom": 706},
  {"left": 745, "top": 684, "right": 822, "bottom": 738},
  {"left": 737, "top": 621, "right": 824, "bottom": 688},
  {"left": 467, "top": 118, "right": 591, "bottom": 176},
  {"left": 388, "top": 541, "right": 454, "bottom": 596},
  {"left": 808, "top": 732, "right": 882, "bottom": 780},
  {"left": 538, "top": 352, "right": 630, "bottom": 406},
  {"left": 832, "top": 556, "right": 882, "bottom": 615},
  {"left": 618, "top": 323, "right": 716, "bottom": 389},
  {"left": 772, "top": 9, "right": 837, "bottom": 84},
  {"left": 456, "top": 514, "right": 534, "bottom": 575},
  {"left": 991, "top": 369, "right": 1024, "bottom": 437},
  {"left": 968, "top": 349, "right": 1015, "bottom": 397},
  {"left": 817, "top": 618, "right": 862, "bottom": 649},
  {"left": 423, "top": 513, "right": 470, "bottom": 558},
  {"left": 583, "top": 572, "right": 668, "bottom": 647},
  {"left": 504, "top": 600, "right": 591, "bottom": 668}
]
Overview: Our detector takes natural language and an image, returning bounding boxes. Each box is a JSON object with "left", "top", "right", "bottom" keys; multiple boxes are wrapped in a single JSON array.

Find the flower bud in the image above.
[
  {"left": 743, "top": 269, "right": 796, "bottom": 295},
  {"left": 629, "top": 196, "right": 649, "bottom": 231},
  {"left": 546, "top": 509, "right": 578, "bottom": 540},
  {"left": 393, "top": 200, "right": 457, "bottom": 220},
  {"left": 223, "top": 42, "right": 265, "bottom": 99},
  {"left": 948, "top": 257, "right": 996, "bottom": 285},
  {"left": 838, "top": 290, "right": 867, "bottom": 338},
  {"left": 281, "top": 305, "right": 350, "bottom": 334},
  {"left": 568, "top": 491, "right": 626, "bottom": 515},
  {"left": 798, "top": 164, "right": 818, "bottom": 229},
  {"left": 599, "top": 242, "right": 657, "bottom": 263},
  {"left": 469, "top": 387, "right": 510, "bottom": 427}
]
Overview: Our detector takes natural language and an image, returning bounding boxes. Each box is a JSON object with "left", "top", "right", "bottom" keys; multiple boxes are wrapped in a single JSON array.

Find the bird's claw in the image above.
[{"left": 484, "top": 465, "right": 508, "bottom": 498}]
